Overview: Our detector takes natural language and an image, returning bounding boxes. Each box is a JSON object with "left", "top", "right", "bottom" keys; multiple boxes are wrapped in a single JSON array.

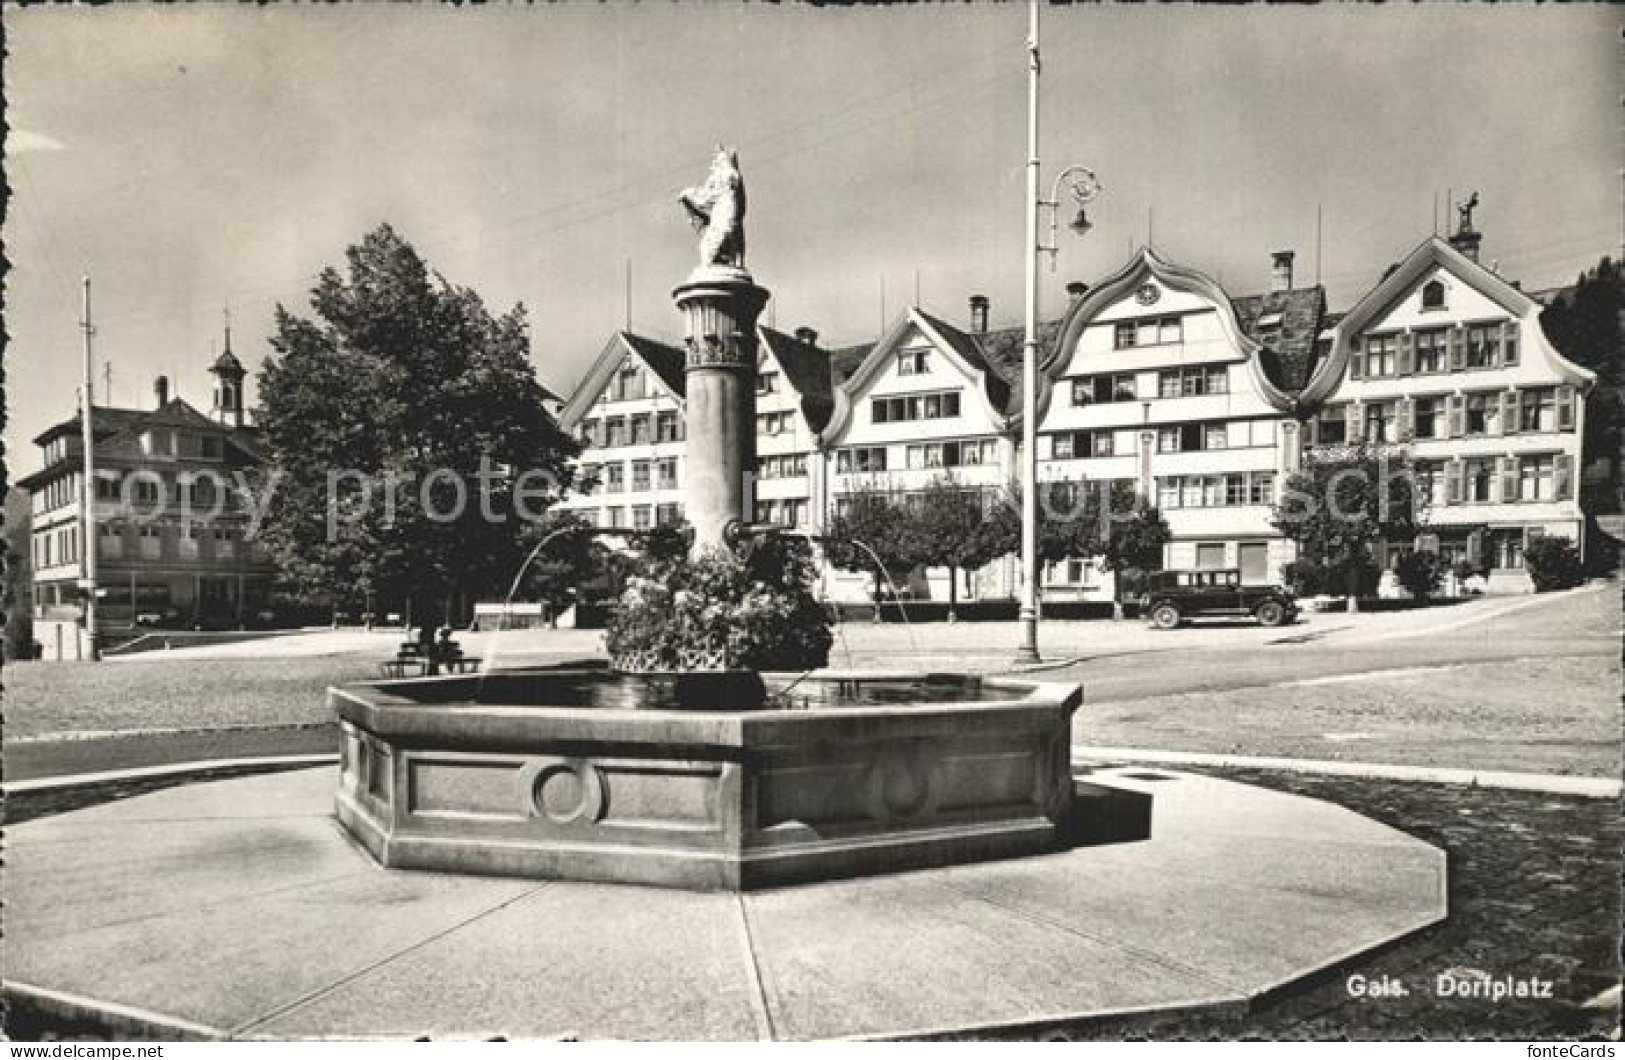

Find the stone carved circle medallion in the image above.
[
  {"left": 525, "top": 760, "right": 606, "bottom": 825},
  {"left": 867, "top": 748, "right": 943, "bottom": 822},
  {"left": 1135, "top": 282, "right": 1160, "bottom": 306}
]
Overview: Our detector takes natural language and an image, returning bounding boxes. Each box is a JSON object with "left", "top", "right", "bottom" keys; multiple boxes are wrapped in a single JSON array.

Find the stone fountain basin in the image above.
[{"left": 333, "top": 669, "right": 1081, "bottom": 891}]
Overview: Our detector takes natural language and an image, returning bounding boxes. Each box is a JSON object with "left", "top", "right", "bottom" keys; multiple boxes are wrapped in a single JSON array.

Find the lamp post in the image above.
[{"left": 1014, "top": 0, "right": 1101, "bottom": 665}]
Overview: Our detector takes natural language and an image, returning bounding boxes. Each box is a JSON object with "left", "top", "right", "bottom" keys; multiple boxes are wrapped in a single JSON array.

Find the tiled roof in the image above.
[
  {"left": 620, "top": 332, "right": 688, "bottom": 398},
  {"left": 975, "top": 320, "right": 1064, "bottom": 408},
  {"left": 21, "top": 399, "right": 259, "bottom": 488},
  {"left": 760, "top": 327, "right": 839, "bottom": 433},
  {"left": 1232, "top": 286, "right": 1328, "bottom": 394},
  {"left": 825, "top": 343, "right": 873, "bottom": 386}
]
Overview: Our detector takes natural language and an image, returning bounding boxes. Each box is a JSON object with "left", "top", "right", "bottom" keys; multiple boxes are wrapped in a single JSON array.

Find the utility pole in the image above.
[
  {"left": 79, "top": 275, "right": 101, "bottom": 660},
  {"left": 1015, "top": 0, "right": 1042, "bottom": 665}
]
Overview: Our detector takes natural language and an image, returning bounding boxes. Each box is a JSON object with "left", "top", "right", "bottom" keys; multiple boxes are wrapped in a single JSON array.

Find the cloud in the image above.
[{"left": 7, "top": 129, "right": 66, "bottom": 155}]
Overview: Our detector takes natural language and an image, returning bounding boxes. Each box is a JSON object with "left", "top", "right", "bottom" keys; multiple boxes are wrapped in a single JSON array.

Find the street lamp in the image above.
[{"left": 1014, "top": 0, "right": 1101, "bottom": 666}]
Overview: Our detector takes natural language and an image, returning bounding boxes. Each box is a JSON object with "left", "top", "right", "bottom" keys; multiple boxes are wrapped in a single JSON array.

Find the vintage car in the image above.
[{"left": 1140, "top": 569, "right": 1298, "bottom": 630}]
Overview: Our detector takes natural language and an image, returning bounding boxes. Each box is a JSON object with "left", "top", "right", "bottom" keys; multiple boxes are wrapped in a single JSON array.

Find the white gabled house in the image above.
[
  {"left": 1035, "top": 248, "right": 1325, "bottom": 596},
  {"left": 1306, "top": 230, "right": 1595, "bottom": 591},
  {"left": 816, "top": 304, "right": 1021, "bottom": 604}
]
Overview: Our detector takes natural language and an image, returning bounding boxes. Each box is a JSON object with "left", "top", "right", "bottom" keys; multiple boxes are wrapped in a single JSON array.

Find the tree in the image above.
[
  {"left": 912, "top": 477, "right": 1018, "bottom": 620},
  {"left": 1271, "top": 440, "right": 1426, "bottom": 612},
  {"left": 1540, "top": 258, "right": 1624, "bottom": 565},
  {"left": 3, "top": 489, "right": 34, "bottom": 660},
  {"left": 823, "top": 485, "right": 920, "bottom": 620},
  {"left": 255, "top": 225, "right": 580, "bottom": 640},
  {"left": 1098, "top": 482, "right": 1172, "bottom": 614},
  {"left": 1394, "top": 550, "right": 1443, "bottom": 601},
  {"left": 1523, "top": 536, "right": 1586, "bottom": 592}
]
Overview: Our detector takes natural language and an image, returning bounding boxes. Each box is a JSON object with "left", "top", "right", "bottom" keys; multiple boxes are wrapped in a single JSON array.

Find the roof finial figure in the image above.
[{"left": 1457, "top": 191, "right": 1479, "bottom": 235}]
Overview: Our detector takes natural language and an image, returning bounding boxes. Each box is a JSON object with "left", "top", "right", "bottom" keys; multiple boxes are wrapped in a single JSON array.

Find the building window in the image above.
[
  {"left": 871, "top": 392, "right": 960, "bottom": 424},
  {"left": 1156, "top": 471, "right": 1277, "bottom": 509},
  {"left": 657, "top": 458, "right": 679, "bottom": 489},
  {"left": 1415, "top": 461, "right": 1445, "bottom": 508},
  {"left": 1364, "top": 401, "right": 1396, "bottom": 443},
  {"left": 604, "top": 418, "right": 626, "bottom": 447},
  {"left": 1195, "top": 543, "right": 1226, "bottom": 570},
  {"left": 757, "top": 371, "right": 780, "bottom": 395},
  {"left": 613, "top": 366, "right": 643, "bottom": 401},
  {"left": 631, "top": 460, "right": 651, "bottom": 492},
  {"left": 1071, "top": 373, "right": 1138, "bottom": 405},
  {"left": 604, "top": 463, "right": 625, "bottom": 493},
  {"left": 578, "top": 464, "right": 598, "bottom": 494},
  {"left": 1114, "top": 316, "right": 1182, "bottom": 349},
  {"left": 1413, "top": 396, "right": 1445, "bottom": 439},
  {"left": 1157, "top": 365, "right": 1227, "bottom": 399},
  {"left": 897, "top": 349, "right": 931, "bottom": 376},
  {"left": 836, "top": 446, "right": 888, "bottom": 474},
  {"left": 1158, "top": 422, "right": 1218, "bottom": 453},
  {"left": 1464, "top": 393, "right": 1499, "bottom": 437},
  {"left": 656, "top": 503, "right": 683, "bottom": 527},
  {"left": 1363, "top": 334, "right": 1398, "bottom": 378},
  {"left": 1520, "top": 388, "right": 1556, "bottom": 433},
  {"left": 1421, "top": 280, "right": 1446, "bottom": 311},
  {"left": 1414, "top": 329, "right": 1447, "bottom": 373},
  {"left": 757, "top": 411, "right": 794, "bottom": 435},
  {"left": 633, "top": 505, "right": 653, "bottom": 530},
  {"left": 630, "top": 415, "right": 652, "bottom": 445},
  {"left": 1464, "top": 324, "right": 1501, "bottom": 369},
  {"left": 580, "top": 419, "right": 604, "bottom": 447},
  {"left": 1519, "top": 455, "right": 1556, "bottom": 502},
  {"left": 1052, "top": 430, "right": 1113, "bottom": 460},
  {"left": 1463, "top": 458, "right": 1494, "bottom": 503}
]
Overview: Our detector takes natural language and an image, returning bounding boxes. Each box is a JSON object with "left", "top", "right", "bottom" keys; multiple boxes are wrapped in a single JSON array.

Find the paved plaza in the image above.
[{"left": 4, "top": 766, "right": 1444, "bottom": 1041}]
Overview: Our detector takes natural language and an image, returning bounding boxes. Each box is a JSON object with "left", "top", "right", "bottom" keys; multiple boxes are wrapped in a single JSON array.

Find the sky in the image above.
[{"left": 5, "top": 3, "right": 1619, "bottom": 465}]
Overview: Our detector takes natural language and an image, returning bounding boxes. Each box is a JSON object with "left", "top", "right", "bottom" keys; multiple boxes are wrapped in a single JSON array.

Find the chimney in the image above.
[
  {"left": 154, "top": 375, "right": 170, "bottom": 408},
  {"left": 1271, "top": 251, "right": 1295, "bottom": 293},
  {"left": 1065, "top": 281, "right": 1089, "bottom": 303},
  {"left": 794, "top": 326, "right": 819, "bottom": 347},
  {"left": 969, "top": 294, "right": 989, "bottom": 334}
]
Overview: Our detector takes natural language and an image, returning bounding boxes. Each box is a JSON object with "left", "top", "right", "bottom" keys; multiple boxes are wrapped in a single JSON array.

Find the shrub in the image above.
[
  {"left": 1395, "top": 551, "right": 1444, "bottom": 601},
  {"left": 1523, "top": 536, "right": 1586, "bottom": 592},
  {"left": 605, "top": 539, "right": 832, "bottom": 672}
]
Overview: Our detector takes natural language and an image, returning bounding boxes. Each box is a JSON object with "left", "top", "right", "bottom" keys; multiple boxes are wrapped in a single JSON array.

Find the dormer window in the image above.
[{"left": 1421, "top": 280, "right": 1446, "bottom": 311}]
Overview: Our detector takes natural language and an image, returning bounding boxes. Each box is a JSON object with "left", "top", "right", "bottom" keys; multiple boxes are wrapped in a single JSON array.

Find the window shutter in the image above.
[
  {"left": 1466, "top": 529, "right": 1483, "bottom": 565},
  {"left": 1500, "top": 391, "right": 1519, "bottom": 436},
  {"left": 1499, "top": 456, "right": 1519, "bottom": 503},
  {"left": 1447, "top": 395, "right": 1465, "bottom": 438},
  {"left": 1397, "top": 333, "right": 1414, "bottom": 376},
  {"left": 1557, "top": 386, "right": 1576, "bottom": 432},
  {"left": 1445, "top": 459, "right": 1462, "bottom": 504},
  {"left": 1448, "top": 327, "right": 1466, "bottom": 371},
  {"left": 1501, "top": 322, "right": 1519, "bottom": 367},
  {"left": 1349, "top": 400, "right": 1364, "bottom": 442},
  {"left": 1555, "top": 453, "right": 1573, "bottom": 501},
  {"left": 1349, "top": 343, "right": 1364, "bottom": 380},
  {"left": 1398, "top": 398, "right": 1415, "bottom": 442},
  {"left": 1304, "top": 416, "right": 1318, "bottom": 446}
]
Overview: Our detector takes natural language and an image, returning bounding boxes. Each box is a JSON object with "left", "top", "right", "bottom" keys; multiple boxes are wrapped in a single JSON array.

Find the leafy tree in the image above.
[
  {"left": 1523, "top": 536, "right": 1586, "bottom": 592},
  {"left": 3, "top": 488, "right": 34, "bottom": 660},
  {"left": 255, "top": 225, "right": 580, "bottom": 635},
  {"left": 1271, "top": 440, "right": 1426, "bottom": 611},
  {"left": 823, "top": 485, "right": 920, "bottom": 620},
  {"left": 1394, "top": 550, "right": 1443, "bottom": 601},
  {"left": 912, "top": 477, "right": 1017, "bottom": 620},
  {"left": 1540, "top": 258, "right": 1624, "bottom": 569},
  {"left": 1098, "top": 482, "right": 1171, "bottom": 615}
]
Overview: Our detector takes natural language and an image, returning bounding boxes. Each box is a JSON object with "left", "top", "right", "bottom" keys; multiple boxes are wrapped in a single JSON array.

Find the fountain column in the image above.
[{"left": 674, "top": 266, "right": 769, "bottom": 553}]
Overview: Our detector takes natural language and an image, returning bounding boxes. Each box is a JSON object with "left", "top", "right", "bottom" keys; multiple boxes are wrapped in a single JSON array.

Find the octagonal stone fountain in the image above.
[
  {"left": 334, "top": 668, "right": 1082, "bottom": 890},
  {"left": 334, "top": 147, "right": 1101, "bottom": 891}
]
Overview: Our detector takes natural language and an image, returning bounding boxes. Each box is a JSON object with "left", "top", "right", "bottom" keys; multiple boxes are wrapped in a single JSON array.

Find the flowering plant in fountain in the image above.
[{"left": 605, "top": 539, "right": 833, "bottom": 673}]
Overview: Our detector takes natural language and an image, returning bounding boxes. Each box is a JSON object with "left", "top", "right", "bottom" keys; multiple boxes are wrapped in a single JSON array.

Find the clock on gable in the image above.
[{"left": 1135, "top": 283, "right": 1160, "bottom": 306}]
